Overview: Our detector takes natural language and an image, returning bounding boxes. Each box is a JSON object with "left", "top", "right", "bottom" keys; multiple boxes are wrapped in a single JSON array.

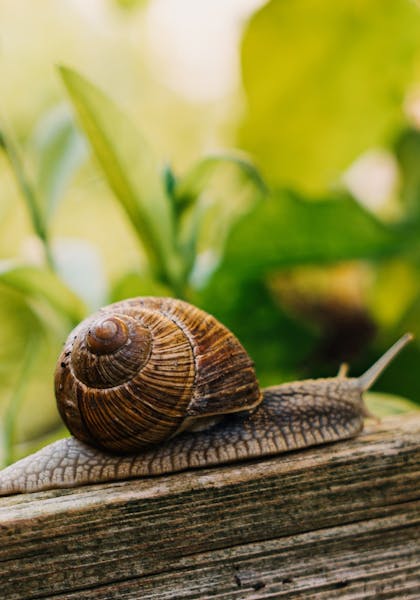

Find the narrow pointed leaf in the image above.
[
  {"left": 59, "top": 67, "right": 182, "bottom": 290},
  {"left": 175, "top": 153, "right": 267, "bottom": 211},
  {"left": 0, "top": 262, "right": 86, "bottom": 324},
  {"left": 176, "top": 154, "right": 267, "bottom": 282},
  {"left": 31, "top": 105, "right": 88, "bottom": 222},
  {"left": 0, "top": 128, "right": 46, "bottom": 241}
]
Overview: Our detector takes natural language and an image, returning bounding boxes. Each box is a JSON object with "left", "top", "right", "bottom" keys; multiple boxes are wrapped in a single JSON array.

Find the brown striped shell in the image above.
[{"left": 55, "top": 297, "right": 262, "bottom": 453}]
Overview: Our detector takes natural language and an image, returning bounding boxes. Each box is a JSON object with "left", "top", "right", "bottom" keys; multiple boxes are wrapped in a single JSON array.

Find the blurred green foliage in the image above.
[
  {"left": 1, "top": 0, "right": 420, "bottom": 467},
  {"left": 240, "top": 0, "right": 420, "bottom": 192}
]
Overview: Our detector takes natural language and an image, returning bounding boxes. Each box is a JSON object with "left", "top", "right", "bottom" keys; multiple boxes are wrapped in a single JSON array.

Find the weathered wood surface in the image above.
[{"left": 0, "top": 413, "right": 419, "bottom": 599}]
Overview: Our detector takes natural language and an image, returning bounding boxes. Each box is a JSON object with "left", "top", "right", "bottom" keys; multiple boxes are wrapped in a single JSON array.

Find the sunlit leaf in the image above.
[
  {"left": 365, "top": 391, "right": 419, "bottom": 417},
  {"left": 59, "top": 66, "right": 183, "bottom": 292},
  {"left": 0, "top": 261, "right": 86, "bottom": 324},
  {"left": 368, "top": 260, "right": 419, "bottom": 328},
  {"left": 240, "top": 0, "right": 420, "bottom": 192},
  {"left": 31, "top": 104, "right": 88, "bottom": 221}
]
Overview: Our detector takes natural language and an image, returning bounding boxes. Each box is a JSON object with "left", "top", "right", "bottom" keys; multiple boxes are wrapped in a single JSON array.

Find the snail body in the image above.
[{"left": 0, "top": 297, "right": 412, "bottom": 495}]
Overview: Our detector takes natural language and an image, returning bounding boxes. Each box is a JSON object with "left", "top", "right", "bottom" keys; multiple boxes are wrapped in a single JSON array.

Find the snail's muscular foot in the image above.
[
  {"left": 0, "top": 334, "right": 411, "bottom": 496},
  {"left": 0, "top": 439, "right": 113, "bottom": 495},
  {"left": 0, "top": 385, "right": 364, "bottom": 496}
]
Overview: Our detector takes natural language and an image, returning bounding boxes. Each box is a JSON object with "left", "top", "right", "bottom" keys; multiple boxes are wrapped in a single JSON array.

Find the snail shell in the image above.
[{"left": 55, "top": 297, "right": 262, "bottom": 453}]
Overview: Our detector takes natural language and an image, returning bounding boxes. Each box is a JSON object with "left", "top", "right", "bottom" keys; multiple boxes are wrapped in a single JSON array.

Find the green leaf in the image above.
[
  {"left": 240, "top": 0, "right": 420, "bottom": 192},
  {"left": 0, "top": 127, "right": 47, "bottom": 243},
  {"left": 216, "top": 189, "right": 403, "bottom": 278},
  {"left": 113, "top": 0, "right": 146, "bottom": 9},
  {"left": 0, "top": 289, "right": 69, "bottom": 464},
  {"left": 0, "top": 291, "right": 43, "bottom": 405},
  {"left": 365, "top": 392, "right": 419, "bottom": 417},
  {"left": 59, "top": 66, "right": 183, "bottom": 293},
  {"left": 175, "top": 154, "right": 267, "bottom": 285},
  {"left": 162, "top": 163, "right": 177, "bottom": 202},
  {"left": 175, "top": 154, "right": 267, "bottom": 212},
  {"left": 1, "top": 332, "right": 41, "bottom": 466},
  {"left": 0, "top": 261, "right": 86, "bottom": 324},
  {"left": 31, "top": 104, "right": 88, "bottom": 222},
  {"left": 394, "top": 128, "right": 420, "bottom": 215}
]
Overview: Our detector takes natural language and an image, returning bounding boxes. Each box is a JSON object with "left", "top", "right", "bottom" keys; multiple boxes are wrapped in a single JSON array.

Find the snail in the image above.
[{"left": 0, "top": 296, "right": 412, "bottom": 496}]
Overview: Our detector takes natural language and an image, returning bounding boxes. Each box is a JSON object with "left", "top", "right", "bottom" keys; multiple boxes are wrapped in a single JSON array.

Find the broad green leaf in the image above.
[
  {"left": 0, "top": 261, "right": 86, "bottom": 324},
  {"left": 216, "top": 189, "right": 403, "bottom": 278},
  {"left": 240, "top": 0, "right": 420, "bottom": 193},
  {"left": 59, "top": 67, "right": 183, "bottom": 292},
  {"left": 31, "top": 104, "right": 88, "bottom": 222}
]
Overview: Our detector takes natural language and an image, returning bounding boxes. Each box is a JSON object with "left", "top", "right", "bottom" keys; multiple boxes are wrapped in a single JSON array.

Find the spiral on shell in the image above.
[{"left": 55, "top": 297, "right": 261, "bottom": 453}]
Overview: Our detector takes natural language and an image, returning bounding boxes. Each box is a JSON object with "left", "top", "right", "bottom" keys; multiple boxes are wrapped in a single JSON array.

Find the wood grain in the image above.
[{"left": 0, "top": 413, "right": 419, "bottom": 599}]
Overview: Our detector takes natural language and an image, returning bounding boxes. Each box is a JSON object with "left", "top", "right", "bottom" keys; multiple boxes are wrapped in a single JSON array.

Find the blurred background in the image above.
[{"left": 1, "top": 0, "right": 420, "bottom": 464}]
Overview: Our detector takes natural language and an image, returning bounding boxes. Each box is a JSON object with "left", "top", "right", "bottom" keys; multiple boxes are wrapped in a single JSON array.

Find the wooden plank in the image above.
[
  {"left": 0, "top": 413, "right": 419, "bottom": 599},
  {"left": 46, "top": 506, "right": 420, "bottom": 599}
]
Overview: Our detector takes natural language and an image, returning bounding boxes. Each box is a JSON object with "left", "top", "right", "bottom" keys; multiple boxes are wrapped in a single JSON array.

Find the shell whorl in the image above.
[
  {"left": 55, "top": 297, "right": 261, "bottom": 453},
  {"left": 71, "top": 314, "right": 152, "bottom": 387},
  {"left": 86, "top": 316, "right": 129, "bottom": 355}
]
